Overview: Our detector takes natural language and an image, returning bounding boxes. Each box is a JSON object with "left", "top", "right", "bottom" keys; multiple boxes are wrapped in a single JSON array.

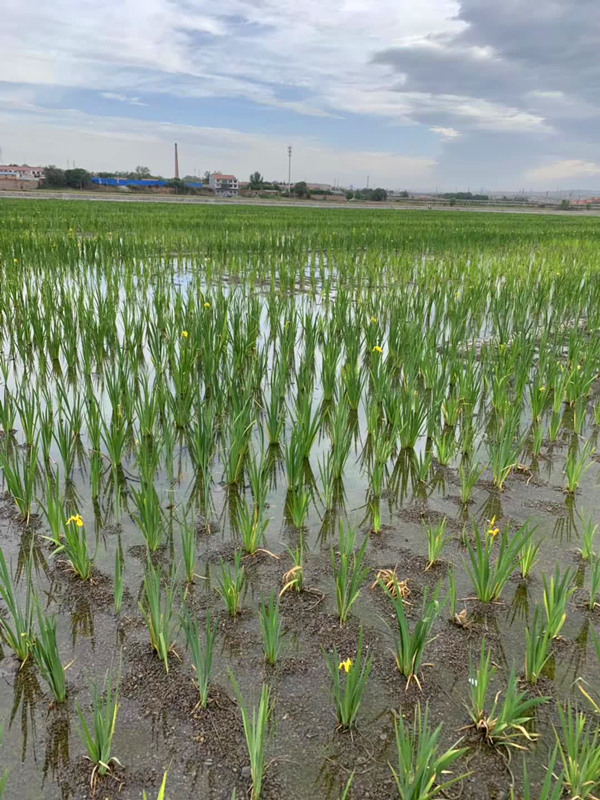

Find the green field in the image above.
[{"left": 1, "top": 200, "right": 600, "bottom": 798}]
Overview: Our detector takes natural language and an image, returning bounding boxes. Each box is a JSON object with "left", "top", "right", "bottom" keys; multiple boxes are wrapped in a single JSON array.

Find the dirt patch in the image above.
[{"left": 50, "top": 566, "right": 114, "bottom": 612}]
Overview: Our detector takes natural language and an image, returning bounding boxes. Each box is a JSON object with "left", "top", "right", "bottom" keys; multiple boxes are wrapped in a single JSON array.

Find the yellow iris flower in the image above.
[
  {"left": 339, "top": 658, "right": 353, "bottom": 673},
  {"left": 373, "top": 345, "right": 383, "bottom": 353},
  {"left": 66, "top": 514, "right": 84, "bottom": 528}
]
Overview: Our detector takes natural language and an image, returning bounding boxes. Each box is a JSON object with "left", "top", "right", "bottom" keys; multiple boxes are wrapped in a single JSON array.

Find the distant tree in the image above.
[
  {"left": 399, "top": 190, "right": 409, "bottom": 198},
  {"left": 292, "top": 181, "right": 310, "bottom": 199},
  {"left": 249, "top": 171, "right": 264, "bottom": 190},
  {"left": 134, "top": 165, "right": 151, "bottom": 178},
  {"left": 167, "top": 178, "right": 184, "bottom": 194},
  {"left": 371, "top": 187, "right": 388, "bottom": 201},
  {"left": 43, "top": 165, "right": 67, "bottom": 187},
  {"left": 166, "top": 178, "right": 196, "bottom": 194},
  {"left": 560, "top": 199, "right": 571, "bottom": 210},
  {"left": 64, "top": 168, "right": 91, "bottom": 189},
  {"left": 442, "top": 191, "right": 489, "bottom": 201},
  {"left": 345, "top": 190, "right": 354, "bottom": 200}
]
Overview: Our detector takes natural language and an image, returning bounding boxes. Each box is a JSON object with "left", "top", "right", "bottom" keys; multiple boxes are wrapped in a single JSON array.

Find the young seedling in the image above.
[
  {"left": 216, "top": 551, "right": 246, "bottom": 617},
  {"left": 236, "top": 499, "right": 269, "bottom": 555},
  {"left": 556, "top": 703, "right": 600, "bottom": 799},
  {"left": 542, "top": 566, "right": 575, "bottom": 639},
  {"left": 589, "top": 555, "right": 600, "bottom": 611},
  {"left": 0, "top": 547, "right": 34, "bottom": 661},
  {"left": 425, "top": 518, "right": 447, "bottom": 569},
  {"left": 468, "top": 639, "right": 547, "bottom": 746},
  {"left": 131, "top": 482, "right": 164, "bottom": 552},
  {"left": 519, "top": 539, "right": 541, "bottom": 579},
  {"left": 139, "top": 559, "right": 176, "bottom": 672},
  {"left": 578, "top": 511, "right": 598, "bottom": 561},
  {"left": 391, "top": 703, "right": 469, "bottom": 799},
  {"left": 465, "top": 520, "right": 533, "bottom": 602},
  {"left": 564, "top": 440, "right": 594, "bottom": 494},
  {"left": 384, "top": 579, "right": 441, "bottom": 690},
  {"left": 259, "top": 592, "right": 283, "bottom": 666},
  {"left": 53, "top": 513, "right": 94, "bottom": 581},
  {"left": 331, "top": 524, "right": 369, "bottom": 625},
  {"left": 459, "top": 461, "right": 485, "bottom": 505},
  {"left": 524, "top": 606, "right": 552, "bottom": 685},
  {"left": 76, "top": 670, "right": 122, "bottom": 787},
  {"left": 33, "top": 605, "right": 68, "bottom": 703},
  {"left": 229, "top": 674, "right": 271, "bottom": 800},
  {"left": 180, "top": 607, "right": 217, "bottom": 709},
  {"left": 180, "top": 513, "right": 197, "bottom": 584},
  {"left": 324, "top": 628, "right": 373, "bottom": 729},
  {"left": 512, "top": 750, "right": 564, "bottom": 800},
  {"left": 279, "top": 544, "right": 304, "bottom": 597}
]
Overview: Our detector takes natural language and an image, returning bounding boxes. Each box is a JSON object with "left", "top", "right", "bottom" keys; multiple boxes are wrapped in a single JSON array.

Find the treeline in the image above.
[
  {"left": 441, "top": 191, "right": 489, "bottom": 200},
  {"left": 43, "top": 166, "right": 92, "bottom": 189},
  {"left": 345, "top": 187, "right": 389, "bottom": 201}
]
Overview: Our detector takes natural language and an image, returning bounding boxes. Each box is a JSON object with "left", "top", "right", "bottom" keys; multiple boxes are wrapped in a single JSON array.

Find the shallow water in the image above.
[{"left": 1, "top": 203, "right": 600, "bottom": 798}]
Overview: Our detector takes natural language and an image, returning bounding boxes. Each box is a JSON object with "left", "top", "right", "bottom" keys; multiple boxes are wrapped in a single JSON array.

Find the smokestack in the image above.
[{"left": 174, "top": 142, "right": 180, "bottom": 180}]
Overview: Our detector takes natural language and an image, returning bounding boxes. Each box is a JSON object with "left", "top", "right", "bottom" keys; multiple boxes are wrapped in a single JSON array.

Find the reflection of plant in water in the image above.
[
  {"left": 508, "top": 580, "right": 530, "bottom": 626},
  {"left": 9, "top": 661, "right": 43, "bottom": 762},
  {"left": 16, "top": 527, "right": 48, "bottom": 584},
  {"left": 42, "top": 707, "right": 70, "bottom": 785},
  {"left": 71, "top": 596, "right": 94, "bottom": 648}
]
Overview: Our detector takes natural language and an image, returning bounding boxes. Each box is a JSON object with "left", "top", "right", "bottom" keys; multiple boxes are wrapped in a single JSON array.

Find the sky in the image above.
[{"left": 2, "top": 0, "right": 600, "bottom": 191}]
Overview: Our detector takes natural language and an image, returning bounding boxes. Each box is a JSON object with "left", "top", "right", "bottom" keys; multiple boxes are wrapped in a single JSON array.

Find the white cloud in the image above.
[
  {"left": 101, "top": 92, "right": 147, "bottom": 106},
  {"left": 0, "top": 0, "right": 465, "bottom": 120},
  {"left": 430, "top": 126, "right": 460, "bottom": 139},
  {"left": 524, "top": 159, "right": 600, "bottom": 185},
  {"left": 326, "top": 86, "right": 548, "bottom": 133}
]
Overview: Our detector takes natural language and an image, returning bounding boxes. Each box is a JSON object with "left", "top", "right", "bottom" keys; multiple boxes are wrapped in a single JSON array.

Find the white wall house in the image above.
[
  {"left": 0, "top": 165, "right": 45, "bottom": 180},
  {"left": 208, "top": 173, "right": 239, "bottom": 196}
]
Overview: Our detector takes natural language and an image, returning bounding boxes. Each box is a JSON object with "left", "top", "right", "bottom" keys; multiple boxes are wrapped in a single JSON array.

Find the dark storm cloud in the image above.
[{"left": 373, "top": 0, "right": 600, "bottom": 132}]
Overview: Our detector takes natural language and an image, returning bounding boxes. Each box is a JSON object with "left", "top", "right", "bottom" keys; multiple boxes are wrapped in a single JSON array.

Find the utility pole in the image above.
[
  {"left": 366, "top": 175, "right": 369, "bottom": 189},
  {"left": 288, "top": 145, "right": 292, "bottom": 197},
  {"left": 174, "top": 143, "right": 180, "bottom": 180}
]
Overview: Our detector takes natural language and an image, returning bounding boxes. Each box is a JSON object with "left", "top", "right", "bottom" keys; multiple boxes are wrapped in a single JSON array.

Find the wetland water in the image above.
[{"left": 0, "top": 200, "right": 600, "bottom": 798}]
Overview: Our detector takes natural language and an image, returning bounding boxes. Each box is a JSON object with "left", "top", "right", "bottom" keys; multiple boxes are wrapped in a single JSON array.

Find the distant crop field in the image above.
[{"left": 1, "top": 199, "right": 600, "bottom": 799}]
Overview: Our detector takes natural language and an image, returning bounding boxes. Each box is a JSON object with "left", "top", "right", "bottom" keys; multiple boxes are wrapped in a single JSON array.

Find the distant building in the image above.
[
  {"left": 573, "top": 197, "right": 600, "bottom": 206},
  {"left": 0, "top": 164, "right": 45, "bottom": 189},
  {"left": 209, "top": 173, "right": 239, "bottom": 196},
  {"left": 0, "top": 165, "right": 45, "bottom": 180},
  {"left": 306, "top": 183, "right": 332, "bottom": 192}
]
